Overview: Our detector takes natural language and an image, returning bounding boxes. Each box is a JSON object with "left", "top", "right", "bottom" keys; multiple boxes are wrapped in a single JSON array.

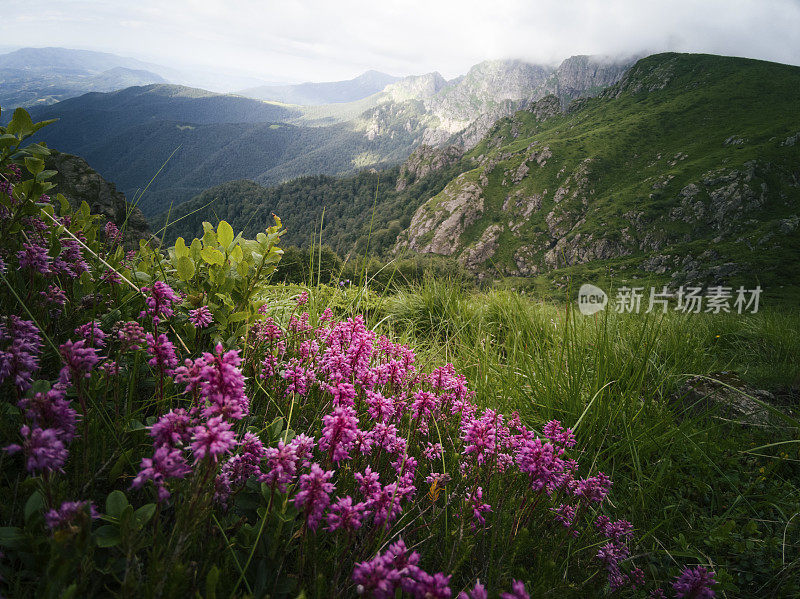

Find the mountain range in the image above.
[
  {"left": 158, "top": 53, "right": 800, "bottom": 297},
  {"left": 17, "top": 51, "right": 633, "bottom": 215},
  {"left": 237, "top": 70, "right": 400, "bottom": 104}
]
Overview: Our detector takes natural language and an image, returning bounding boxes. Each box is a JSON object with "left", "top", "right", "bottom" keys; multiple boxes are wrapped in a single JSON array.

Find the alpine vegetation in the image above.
[{"left": 0, "top": 108, "right": 790, "bottom": 598}]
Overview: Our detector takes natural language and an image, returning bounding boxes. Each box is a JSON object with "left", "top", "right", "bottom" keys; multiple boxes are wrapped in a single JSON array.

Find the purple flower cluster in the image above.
[
  {"left": 58, "top": 339, "right": 101, "bottom": 384},
  {"left": 140, "top": 281, "right": 182, "bottom": 324},
  {"left": 188, "top": 306, "right": 213, "bottom": 328},
  {"left": 0, "top": 316, "right": 43, "bottom": 391},
  {"left": 673, "top": 566, "right": 716, "bottom": 598},
  {"left": 45, "top": 500, "right": 99, "bottom": 530},
  {"left": 353, "top": 538, "right": 451, "bottom": 599}
]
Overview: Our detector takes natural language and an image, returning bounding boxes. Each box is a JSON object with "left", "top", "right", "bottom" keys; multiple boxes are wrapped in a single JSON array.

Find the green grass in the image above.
[{"left": 298, "top": 276, "right": 800, "bottom": 595}]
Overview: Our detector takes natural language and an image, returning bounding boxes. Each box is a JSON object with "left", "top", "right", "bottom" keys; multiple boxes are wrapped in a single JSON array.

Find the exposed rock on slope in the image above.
[
  {"left": 395, "top": 53, "right": 800, "bottom": 289},
  {"left": 358, "top": 55, "right": 636, "bottom": 151},
  {"left": 46, "top": 150, "right": 151, "bottom": 246}
]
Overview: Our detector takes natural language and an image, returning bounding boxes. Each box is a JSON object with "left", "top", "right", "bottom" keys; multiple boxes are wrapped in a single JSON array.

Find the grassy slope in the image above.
[
  {"left": 293, "top": 277, "right": 800, "bottom": 596},
  {"left": 414, "top": 53, "right": 800, "bottom": 301}
]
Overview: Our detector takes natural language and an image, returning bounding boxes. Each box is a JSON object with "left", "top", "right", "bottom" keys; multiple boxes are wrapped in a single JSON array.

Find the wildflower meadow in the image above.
[{"left": 1, "top": 109, "right": 797, "bottom": 598}]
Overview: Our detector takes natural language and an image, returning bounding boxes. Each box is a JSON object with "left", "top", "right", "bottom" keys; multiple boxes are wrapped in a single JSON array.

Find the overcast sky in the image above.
[{"left": 4, "top": 0, "right": 800, "bottom": 85}]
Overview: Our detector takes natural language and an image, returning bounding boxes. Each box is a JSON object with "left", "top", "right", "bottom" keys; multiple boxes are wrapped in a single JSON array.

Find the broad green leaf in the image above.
[
  {"left": 174, "top": 237, "right": 189, "bottom": 258},
  {"left": 176, "top": 256, "right": 195, "bottom": 281},
  {"left": 106, "top": 490, "right": 129, "bottom": 518},
  {"left": 6, "top": 108, "right": 34, "bottom": 137},
  {"left": 217, "top": 220, "right": 234, "bottom": 247},
  {"left": 24, "top": 491, "right": 45, "bottom": 523},
  {"left": 201, "top": 247, "right": 225, "bottom": 266},
  {"left": 0, "top": 527, "right": 24, "bottom": 549},
  {"left": 206, "top": 565, "right": 220, "bottom": 599},
  {"left": 24, "top": 157, "right": 44, "bottom": 176},
  {"left": 94, "top": 524, "right": 122, "bottom": 548},
  {"left": 134, "top": 504, "right": 156, "bottom": 528},
  {"left": 229, "top": 244, "right": 243, "bottom": 263}
]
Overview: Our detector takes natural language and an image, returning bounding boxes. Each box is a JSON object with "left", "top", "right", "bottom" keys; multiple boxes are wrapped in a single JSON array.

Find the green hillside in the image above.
[
  {"left": 155, "top": 153, "right": 470, "bottom": 256},
  {"left": 396, "top": 53, "right": 800, "bottom": 297},
  {"left": 23, "top": 85, "right": 419, "bottom": 215}
]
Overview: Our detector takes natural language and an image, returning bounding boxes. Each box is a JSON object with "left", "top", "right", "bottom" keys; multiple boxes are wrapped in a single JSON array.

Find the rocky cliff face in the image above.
[
  {"left": 46, "top": 150, "right": 151, "bottom": 247},
  {"left": 394, "top": 54, "right": 800, "bottom": 288},
  {"left": 358, "top": 55, "right": 636, "bottom": 152}
]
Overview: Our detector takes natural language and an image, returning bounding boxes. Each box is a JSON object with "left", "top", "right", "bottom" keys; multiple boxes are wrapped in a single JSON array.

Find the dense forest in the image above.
[{"left": 154, "top": 159, "right": 470, "bottom": 257}]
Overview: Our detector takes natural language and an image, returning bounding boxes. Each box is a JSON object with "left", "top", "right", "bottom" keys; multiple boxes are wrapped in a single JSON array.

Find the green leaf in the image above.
[
  {"left": 217, "top": 220, "right": 234, "bottom": 248},
  {"left": 24, "top": 157, "right": 44, "bottom": 176},
  {"left": 24, "top": 491, "right": 45, "bottom": 523},
  {"left": 201, "top": 247, "right": 225, "bottom": 266},
  {"left": 6, "top": 108, "right": 34, "bottom": 137},
  {"left": 176, "top": 256, "right": 195, "bottom": 281},
  {"left": 106, "top": 490, "right": 129, "bottom": 518},
  {"left": 134, "top": 504, "right": 157, "bottom": 528},
  {"left": 56, "top": 193, "right": 71, "bottom": 215},
  {"left": 206, "top": 565, "right": 220, "bottom": 599},
  {"left": 174, "top": 237, "right": 189, "bottom": 258},
  {"left": 95, "top": 524, "right": 122, "bottom": 548}
]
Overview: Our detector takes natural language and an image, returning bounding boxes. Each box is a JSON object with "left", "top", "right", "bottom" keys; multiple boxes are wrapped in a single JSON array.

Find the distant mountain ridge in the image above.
[
  {"left": 0, "top": 47, "right": 172, "bottom": 108},
  {"left": 238, "top": 70, "right": 400, "bottom": 105},
  {"left": 20, "top": 52, "right": 635, "bottom": 216},
  {"left": 156, "top": 53, "right": 800, "bottom": 298}
]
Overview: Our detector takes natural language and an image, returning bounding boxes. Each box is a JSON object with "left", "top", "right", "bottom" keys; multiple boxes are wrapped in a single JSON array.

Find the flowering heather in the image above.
[
  {"left": 145, "top": 332, "right": 179, "bottom": 375},
  {"left": 75, "top": 320, "right": 107, "bottom": 348},
  {"left": 150, "top": 409, "right": 195, "bottom": 447},
  {"left": 282, "top": 358, "right": 316, "bottom": 396},
  {"left": 140, "top": 281, "right": 182, "bottom": 323},
  {"left": 132, "top": 445, "right": 192, "bottom": 501},
  {"left": 17, "top": 240, "right": 51, "bottom": 274},
  {"left": 4, "top": 425, "right": 68, "bottom": 473},
  {"left": 673, "top": 566, "right": 716, "bottom": 598},
  {"left": 39, "top": 284, "right": 67, "bottom": 316},
  {"left": 17, "top": 386, "right": 77, "bottom": 444},
  {"left": 466, "top": 487, "right": 492, "bottom": 528},
  {"left": 45, "top": 501, "right": 99, "bottom": 530},
  {"left": 319, "top": 405, "right": 359, "bottom": 463},
  {"left": 188, "top": 306, "right": 213, "bottom": 328},
  {"left": 500, "top": 580, "right": 531, "bottom": 599},
  {"left": 515, "top": 436, "right": 566, "bottom": 492},
  {"left": 260, "top": 440, "right": 298, "bottom": 491},
  {"left": 104, "top": 221, "right": 122, "bottom": 246},
  {"left": 458, "top": 581, "right": 487, "bottom": 599},
  {"left": 252, "top": 316, "right": 282, "bottom": 342},
  {"left": 116, "top": 321, "right": 146, "bottom": 351},
  {"left": 53, "top": 237, "right": 89, "bottom": 277},
  {"left": 0, "top": 316, "right": 43, "bottom": 391},
  {"left": 353, "top": 539, "right": 451, "bottom": 599},
  {"left": 100, "top": 268, "right": 123, "bottom": 285},
  {"left": 191, "top": 416, "right": 237, "bottom": 463},
  {"left": 574, "top": 472, "right": 612, "bottom": 504},
  {"left": 58, "top": 339, "right": 101, "bottom": 384},
  {"left": 193, "top": 344, "right": 249, "bottom": 420},
  {"left": 294, "top": 463, "right": 335, "bottom": 530},
  {"left": 543, "top": 420, "right": 577, "bottom": 448},
  {"left": 325, "top": 495, "right": 369, "bottom": 532}
]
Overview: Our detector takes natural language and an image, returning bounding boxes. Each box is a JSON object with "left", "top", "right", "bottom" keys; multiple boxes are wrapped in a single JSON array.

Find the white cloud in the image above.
[{"left": 3, "top": 0, "right": 800, "bottom": 86}]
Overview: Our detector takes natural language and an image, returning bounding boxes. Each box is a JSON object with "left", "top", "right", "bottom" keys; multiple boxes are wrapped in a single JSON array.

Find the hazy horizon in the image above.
[{"left": 3, "top": 0, "right": 800, "bottom": 90}]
